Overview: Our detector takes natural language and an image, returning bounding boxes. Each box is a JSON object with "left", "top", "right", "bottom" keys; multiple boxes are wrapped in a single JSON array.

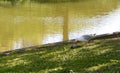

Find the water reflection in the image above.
[
  {"left": 42, "top": 34, "right": 62, "bottom": 44},
  {"left": 0, "top": 1, "right": 120, "bottom": 52},
  {"left": 74, "top": 8, "right": 120, "bottom": 37}
]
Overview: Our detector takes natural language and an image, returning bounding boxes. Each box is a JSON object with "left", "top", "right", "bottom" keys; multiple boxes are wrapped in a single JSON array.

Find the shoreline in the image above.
[{"left": 0, "top": 31, "right": 120, "bottom": 56}]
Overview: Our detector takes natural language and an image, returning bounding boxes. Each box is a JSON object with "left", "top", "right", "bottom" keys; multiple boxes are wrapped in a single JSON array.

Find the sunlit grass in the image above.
[{"left": 0, "top": 38, "right": 120, "bottom": 73}]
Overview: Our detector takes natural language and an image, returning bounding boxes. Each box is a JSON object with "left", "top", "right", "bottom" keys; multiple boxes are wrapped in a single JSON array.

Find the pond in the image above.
[{"left": 0, "top": 0, "right": 120, "bottom": 52}]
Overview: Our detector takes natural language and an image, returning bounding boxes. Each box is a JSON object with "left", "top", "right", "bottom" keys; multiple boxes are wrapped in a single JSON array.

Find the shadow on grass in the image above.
[{"left": 0, "top": 38, "right": 120, "bottom": 73}]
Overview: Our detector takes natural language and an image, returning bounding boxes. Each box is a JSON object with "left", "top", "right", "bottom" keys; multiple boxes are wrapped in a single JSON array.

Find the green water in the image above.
[{"left": 0, "top": 0, "right": 120, "bottom": 52}]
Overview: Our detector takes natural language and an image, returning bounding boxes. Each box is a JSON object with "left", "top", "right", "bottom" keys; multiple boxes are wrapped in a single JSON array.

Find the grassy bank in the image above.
[{"left": 0, "top": 38, "right": 120, "bottom": 73}]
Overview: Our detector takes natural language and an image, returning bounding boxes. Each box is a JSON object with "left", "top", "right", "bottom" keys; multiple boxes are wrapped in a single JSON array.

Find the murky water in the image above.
[{"left": 0, "top": 0, "right": 120, "bottom": 52}]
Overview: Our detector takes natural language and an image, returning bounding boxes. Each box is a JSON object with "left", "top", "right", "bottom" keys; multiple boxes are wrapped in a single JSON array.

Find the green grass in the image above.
[{"left": 0, "top": 38, "right": 120, "bottom": 73}]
